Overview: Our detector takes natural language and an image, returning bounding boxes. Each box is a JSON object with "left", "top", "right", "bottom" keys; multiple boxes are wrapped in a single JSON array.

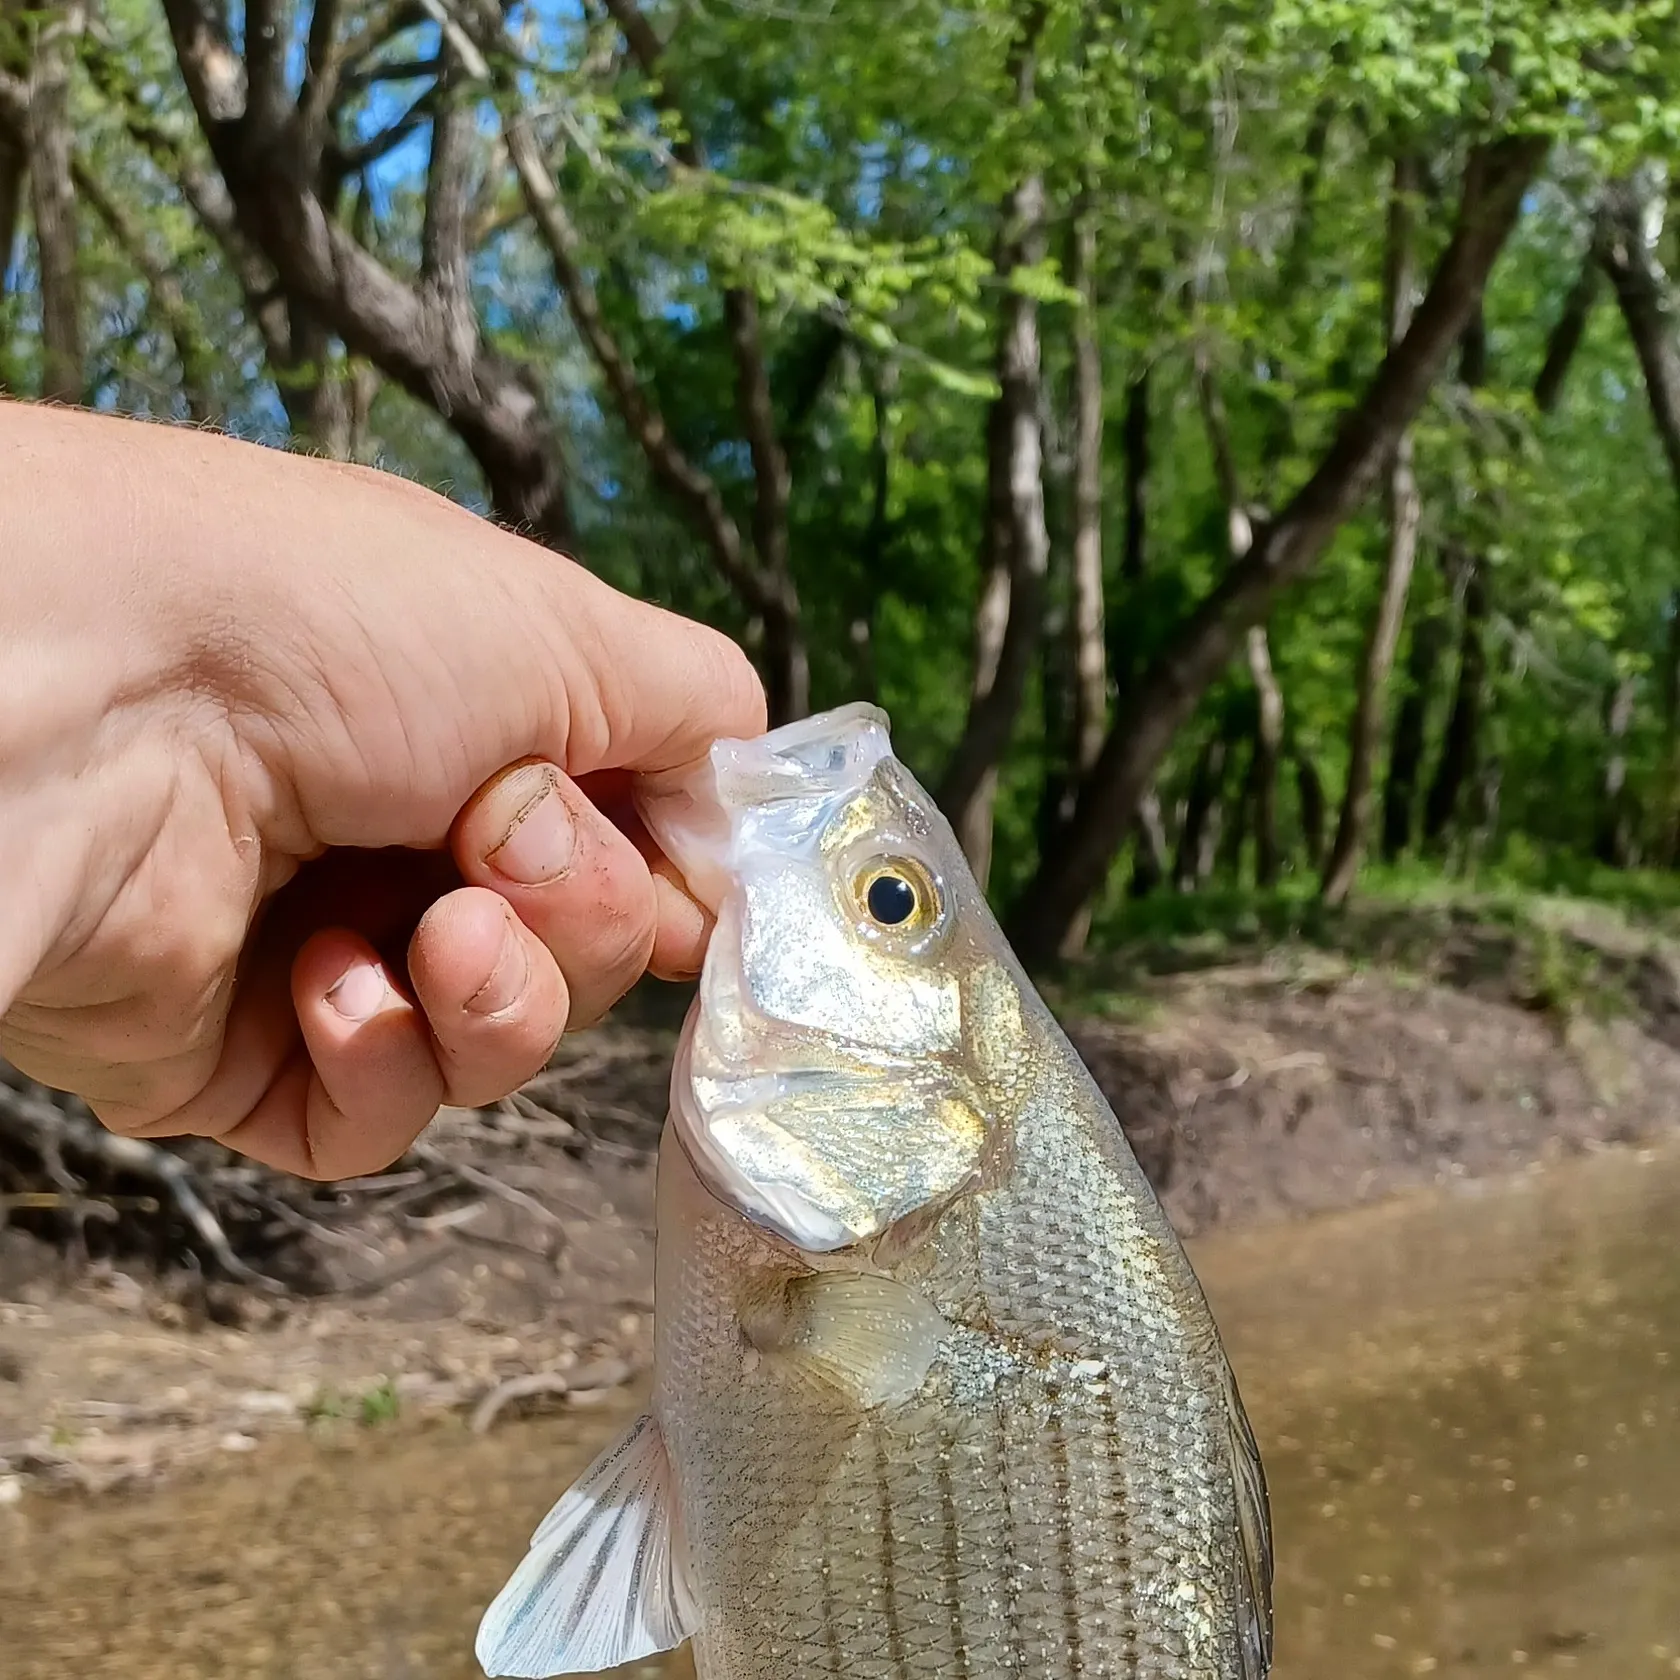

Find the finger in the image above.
[
  {"left": 647, "top": 865, "right": 711, "bottom": 981},
  {"left": 586, "top": 772, "right": 713, "bottom": 981},
  {"left": 454, "top": 760, "right": 657, "bottom": 1029},
  {"left": 561, "top": 583, "right": 767, "bottom": 775},
  {"left": 407, "top": 887, "right": 567, "bottom": 1108},
  {"left": 284, "top": 930, "right": 446, "bottom": 1177}
]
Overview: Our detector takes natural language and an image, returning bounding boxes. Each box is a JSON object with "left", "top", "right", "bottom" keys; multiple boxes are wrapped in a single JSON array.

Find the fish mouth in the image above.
[{"left": 633, "top": 701, "right": 894, "bottom": 917}]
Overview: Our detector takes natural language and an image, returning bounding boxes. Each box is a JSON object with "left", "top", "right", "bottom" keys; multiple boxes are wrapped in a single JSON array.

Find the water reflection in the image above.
[{"left": 3, "top": 1145, "right": 1677, "bottom": 1678}]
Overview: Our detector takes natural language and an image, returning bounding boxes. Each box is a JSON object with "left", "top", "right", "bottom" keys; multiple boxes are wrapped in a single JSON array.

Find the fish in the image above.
[{"left": 476, "top": 701, "right": 1272, "bottom": 1680}]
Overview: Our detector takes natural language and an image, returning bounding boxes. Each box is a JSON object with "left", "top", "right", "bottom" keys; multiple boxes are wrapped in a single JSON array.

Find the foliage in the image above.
[{"left": 1, "top": 0, "right": 1679, "bottom": 947}]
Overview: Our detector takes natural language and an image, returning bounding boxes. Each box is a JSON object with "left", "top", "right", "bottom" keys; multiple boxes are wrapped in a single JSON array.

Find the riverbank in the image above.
[
  {"left": 6, "top": 1136, "right": 1678, "bottom": 1680},
  {"left": 4, "top": 897, "right": 1680, "bottom": 1499}
]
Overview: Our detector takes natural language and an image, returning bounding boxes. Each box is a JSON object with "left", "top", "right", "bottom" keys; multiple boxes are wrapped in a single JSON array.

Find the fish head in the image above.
[{"left": 636, "top": 702, "right": 1030, "bottom": 1255}]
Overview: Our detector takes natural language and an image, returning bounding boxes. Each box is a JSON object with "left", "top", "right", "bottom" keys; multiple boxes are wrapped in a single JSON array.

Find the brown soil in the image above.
[{"left": 4, "top": 940, "right": 1679, "bottom": 1498}]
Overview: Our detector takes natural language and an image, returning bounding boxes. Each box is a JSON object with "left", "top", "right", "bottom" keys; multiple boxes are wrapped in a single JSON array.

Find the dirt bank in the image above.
[{"left": 4, "top": 933, "right": 1679, "bottom": 1497}]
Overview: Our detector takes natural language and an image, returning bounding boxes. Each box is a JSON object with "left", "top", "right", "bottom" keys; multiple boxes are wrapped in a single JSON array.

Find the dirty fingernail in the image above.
[
  {"left": 466, "top": 913, "right": 530, "bottom": 1017},
  {"left": 326, "top": 961, "right": 388, "bottom": 1023},
  {"left": 485, "top": 765, "right": 576, "bottom": 884}
]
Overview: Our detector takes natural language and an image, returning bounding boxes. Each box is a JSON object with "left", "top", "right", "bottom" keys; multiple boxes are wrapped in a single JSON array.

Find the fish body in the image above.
[{"left": 478, "top": 704, "right": 1271, "bottom": 1680}]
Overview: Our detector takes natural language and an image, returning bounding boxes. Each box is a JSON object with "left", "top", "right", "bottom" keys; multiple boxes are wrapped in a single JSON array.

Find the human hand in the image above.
[{"left": 0, "top": 405, "right": 763, "bottom": 1178}]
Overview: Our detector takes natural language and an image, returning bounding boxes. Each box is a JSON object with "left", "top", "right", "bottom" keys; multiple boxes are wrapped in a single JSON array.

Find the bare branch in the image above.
[
  {"left": 336, "top": 81, "right": 435, "bottom": 170},
  {"left": 84, "top": 43, "right": 291, "bottom": 365},
  {"left": 345, "top": 53, "right": 442, "bottom": 88},
  {"left": 502, "top": 110, "right": 755, "bottom": 595}
]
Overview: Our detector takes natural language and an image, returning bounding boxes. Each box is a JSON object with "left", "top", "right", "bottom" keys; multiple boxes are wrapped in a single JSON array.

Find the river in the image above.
[{"left": 3, "top": 1142, "right": 1676, "bottom": 1678}]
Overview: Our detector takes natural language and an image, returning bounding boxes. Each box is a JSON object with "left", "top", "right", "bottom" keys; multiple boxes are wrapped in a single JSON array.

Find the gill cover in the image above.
[{"left": 636, "top": 704, "right": 1010, "bottom": 1254}]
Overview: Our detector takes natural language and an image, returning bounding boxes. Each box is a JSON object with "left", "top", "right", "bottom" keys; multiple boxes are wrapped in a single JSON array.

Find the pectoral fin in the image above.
[
  {"left": 742, "top": 1271, "right": 947, "bottom": 1407},
  {"left": 475, "top": 1411, "right": 699, "bottom": 1678}
]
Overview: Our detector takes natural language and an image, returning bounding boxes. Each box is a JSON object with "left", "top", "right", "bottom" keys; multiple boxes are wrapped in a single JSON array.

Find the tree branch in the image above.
[
  {"left": 155, "top": 0, "right": 577, "bottom": 545},
  {"left": 421, "top": 47, "right": 473, "bottom": 302},
  {"left": 296, "top": 0, "right": 350, "bottom": 164},
  {"left": 84, "top": 42, "right": 292, "bottom": 365},
  {"left": 1533, "top": 246, "right": 1599, "bottom": 415},
  {"left": 1596, "top": 178, "right": 1680, "bottom": 499},
  {"left": 501, "top": 109, "right": 755, "bottom": 593},
  {"left": 159, "top": 0, "right": 247, "bottom": 127},
  {"left": 1012, "top": 132, "right": 1550, "bottom": 964},
  {"left": 243, "top": 0, "right": 290, "bottom": 135},
  {"left": 597, "top": 0, "right": 804, "bottom": 718}
]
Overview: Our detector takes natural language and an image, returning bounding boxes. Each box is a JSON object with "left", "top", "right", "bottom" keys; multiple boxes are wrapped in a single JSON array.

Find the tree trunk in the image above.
[
  {"left": 1655, "top": 593, "right": 1680, "bottom": 864},
  {"left": 937, "top": 168, "right": 1051, "bottom": 881},
  {"left": 1246, "top": 627, "right": 1284, "bottom": 885},
  {"left": 1173, "top": 734, "right": 1229, "bottom": 891},
  {"left": 1423, "top": 553, "right": 1489, "bottom": 846},
  {"left": 1323, "top": 154, "right": 1425, "bottom": 905},
  {"left": 1294, "top": 745, "right": 1327, "bottom": 869},
  {"left": 1381, "top": 601, "right": 1450, "bottom": 859},
  {"left": 1597, "top": 178, "right": 1680, "bottom": 509},
  {"left": 0, "top": 125, "right": 24, "bottom": 292},
  {"left": 851, "top": 365, "right": 895, "bottom": 706},
  {"left": 1120, "top": 365, "right": 1150, "bottom": 587},
  {"left": 1595, "top": 675, "right": 1639, "bottom": 867},
  {"left": 725, "top": 285, "right": 808, "bottom": 724},
  {"left": 1069, "top": 209, "right": 1108, "bottom": 783},
  {"left": 1130, "top": 789, "right": 1170, "bottom": 896},
  {"left": 1009, "top": 135, "right": 1549, "bottom": 965},
  {"left": 1533, "top": 253, "right": 1599, "bottom": 415},
  {"left": 26, "top": 1, "right": 82, "bottom": 404}
]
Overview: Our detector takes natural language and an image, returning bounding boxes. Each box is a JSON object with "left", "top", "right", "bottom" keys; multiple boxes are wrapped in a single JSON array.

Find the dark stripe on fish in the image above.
[
  {"left": 818, "top": 1513, "right": 843, "bottom": 1680},
  {"left": 1096, "top": 1374, "right": 1137, "bottom": 1674},
  {"left": 936, "top": 1419, "right": 973, "bottom": 1680},
  {"left": 994, "top": 1394, "right": 1026, "bottom": 1677},
  {"left": 874, "top": 1427, "right": 910, "bottom": 1679},
  {"left": 1047, "top": 1384, "right": 1085, "bottom": 1677}
]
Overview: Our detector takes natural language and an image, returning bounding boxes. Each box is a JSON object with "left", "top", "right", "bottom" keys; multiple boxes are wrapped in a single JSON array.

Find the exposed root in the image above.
[
  {"left": 469, "top": 1357, "right": 636, "bottom": 1434},
  {"left": 0, "top": 1023, "right": 673, "bottom": 1297}
]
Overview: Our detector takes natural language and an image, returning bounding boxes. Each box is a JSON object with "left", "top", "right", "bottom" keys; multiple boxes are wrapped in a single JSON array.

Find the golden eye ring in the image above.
[{"left": 852, "top": 856, "right": 941, "bottom": 935}]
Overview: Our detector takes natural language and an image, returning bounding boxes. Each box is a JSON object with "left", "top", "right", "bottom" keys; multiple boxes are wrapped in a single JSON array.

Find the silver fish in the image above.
[{"left": 477, "top": 702, "right": 1272, "bottom": 1680}]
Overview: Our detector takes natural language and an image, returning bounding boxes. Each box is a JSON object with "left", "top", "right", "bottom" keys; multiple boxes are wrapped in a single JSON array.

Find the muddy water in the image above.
[{"left": 3, "top": 1144, "right": 1678, "bottom": 1680}]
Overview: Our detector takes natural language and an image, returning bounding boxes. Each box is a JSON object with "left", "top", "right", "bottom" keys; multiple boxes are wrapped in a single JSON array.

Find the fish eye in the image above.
[
  {"left": 852, "top": 857, "right": 940, "bottom": 936},
  {"left": 867, "top": 872, "right": 917, "bottom": 926}
]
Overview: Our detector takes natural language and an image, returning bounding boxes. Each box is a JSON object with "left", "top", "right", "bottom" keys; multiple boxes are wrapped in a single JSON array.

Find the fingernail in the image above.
[
  {"left": 485, "top": 765, "right": 576, "bottom": 884},
  {"left": 467, "top": 914, "right": 530, "bottom": 1017},
  {"left": 326, "top": 961, "right": 388, "bottom": 1023}
]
